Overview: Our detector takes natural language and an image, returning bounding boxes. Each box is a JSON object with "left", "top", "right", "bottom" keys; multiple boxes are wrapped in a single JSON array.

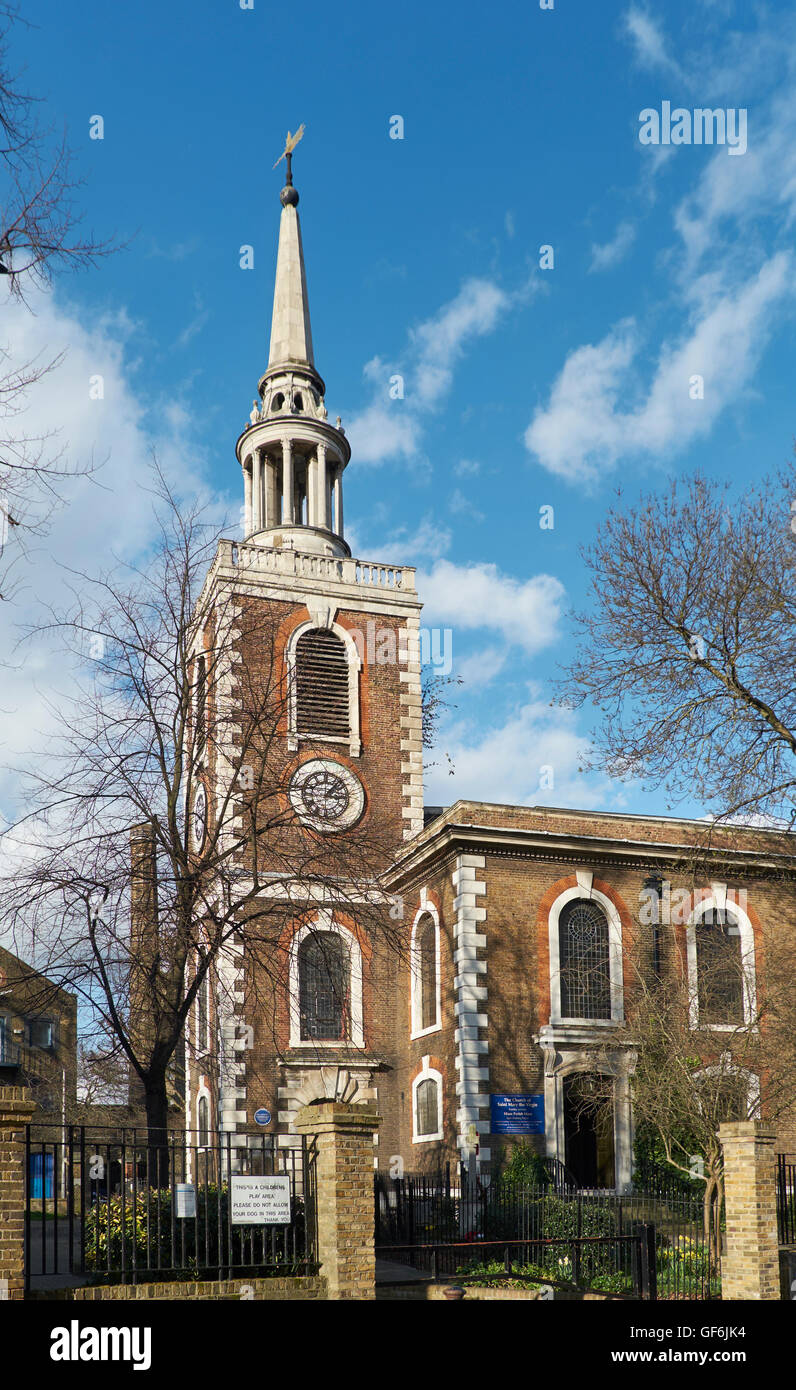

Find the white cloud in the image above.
[
  {"left": 525, "top": 253, "right": 794, "bottom": 482},
  {"left": 346, "top": 277, "right": 521, "bottom": 466},
  {"left": 424, "top": 699, "right": 605, "bottom": 808},
  {"left": 589, "top": 221, "right": 637, "bottom": 273},
  {"left": 622, "top": 6, "right": 685, "bottom": 79},
  {"left": 449, "top": 488, "right": 484, "bottom": 522},
  {"left": 417, "top": 559, "right": 565, "bottom": 655},
  {"left": 0, "top": 283, "right": 221, "bottom": 823}
]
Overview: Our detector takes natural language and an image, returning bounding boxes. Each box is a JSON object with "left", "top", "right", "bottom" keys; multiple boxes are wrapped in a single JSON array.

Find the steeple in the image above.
[
  {"left": 236, "top": 129, "right": 351, "bottom": 558},
  {"left": 267, "top": 155, "right": 315, "bottom": 371}
]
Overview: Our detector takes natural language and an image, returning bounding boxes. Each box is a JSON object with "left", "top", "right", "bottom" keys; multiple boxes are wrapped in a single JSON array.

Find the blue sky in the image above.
[{"left": 3, "top": 0, "right": 796, "bottom": 820}]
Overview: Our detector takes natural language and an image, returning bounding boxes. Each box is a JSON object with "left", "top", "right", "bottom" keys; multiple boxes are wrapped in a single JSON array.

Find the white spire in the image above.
[{"left": 267, "top": 194, "right": 315, "bottom": 370}]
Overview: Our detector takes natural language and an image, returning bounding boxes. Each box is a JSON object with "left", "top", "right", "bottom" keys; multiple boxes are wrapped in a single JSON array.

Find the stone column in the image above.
[
  {"left": 0, "top": 1086, "right": 37, "bottom": 1301},
  {"left": 316, "top": 444, "right": 329, "bottom": 530},
  {"left": 265, "top": 455, "right": 279, "bottom": 528},
  {"left": 293, "top": 1102, "right": 381, "bottom": 1300},
  {"left": 282, "top": 438, "right": 295, "bottom": 525},
  {"left": 252, "top": 449, "right": 262, "bottom": 531},
  {"left": 243, "top": 462, "right": 252, "bottom": 536},
  {"left": 720, "top": 1120, "right": 780, "bottom": 1300},
  {"left": 333, "top": 465, "right": 344, "bottom": 538}
]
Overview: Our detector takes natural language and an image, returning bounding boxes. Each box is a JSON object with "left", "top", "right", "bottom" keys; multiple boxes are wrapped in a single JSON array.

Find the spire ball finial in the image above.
[{"left": 273, "top": 123, "right": 305, "bottom": 205}]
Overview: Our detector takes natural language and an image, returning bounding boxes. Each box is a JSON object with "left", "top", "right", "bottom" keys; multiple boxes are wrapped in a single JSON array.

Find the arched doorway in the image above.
[{"left": 563, "top": 1073, "right": 615, "bottom": 1189}]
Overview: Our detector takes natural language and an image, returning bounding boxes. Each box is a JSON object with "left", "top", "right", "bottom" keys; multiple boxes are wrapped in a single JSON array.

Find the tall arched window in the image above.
[
  {"left": 695, "top": 911, "right": 743, "bottom": 1025},
  {"left": 298, "top": 932, "right": 351, "bottom": 1041},
  {"left": 417, "top": 915, "right": 437, "bottom": 1032},
  {"left": 198, "top": 1095, "right": 210, "bottom": 1146},
  {"left": 559, "top": 899, "right": 611, "bottom": 1020},
  {"left": 294, "top": 629, "right": 349, "bottom": 741},
  {"left": 195, "top": 652, "right": 207, "bottom": 755}
]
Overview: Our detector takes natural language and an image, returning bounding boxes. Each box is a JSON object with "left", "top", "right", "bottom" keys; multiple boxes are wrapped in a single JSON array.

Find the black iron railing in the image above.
[
  {"left": 25, "top": 1124, "right": 317, "bottom": 1291},
  {"left": 375, "top": 1172, "right": 718, "bottom": 1299},
  {"left": 777, "top": 1153, "right": 796, "bottom": 1245}
]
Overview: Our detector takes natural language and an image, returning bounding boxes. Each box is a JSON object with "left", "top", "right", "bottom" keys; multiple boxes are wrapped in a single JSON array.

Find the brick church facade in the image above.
[{"left": 182, "top": 154, "right": 796, "bottom": 1193}]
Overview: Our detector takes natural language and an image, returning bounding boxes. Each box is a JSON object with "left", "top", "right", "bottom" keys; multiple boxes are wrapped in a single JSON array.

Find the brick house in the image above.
[
  {"left": 182, "top": 157, "right": 796, "bottom": 1193},
  {"left": 0, "top": 943, "right": 78, "bottom": 1122}
]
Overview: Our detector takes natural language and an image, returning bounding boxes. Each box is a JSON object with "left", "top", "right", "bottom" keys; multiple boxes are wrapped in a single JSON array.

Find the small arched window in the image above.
[
  {"left": 294, "top": 629, "right": 350, "bottom": 741},
  {"left": 415, "top": 1078, "right": 439, "bottom": 1138},
  {"left": 696, "top": 911, "right": 743, "bottom": 1025},
  {"left": 417, "top": 915, "right": 437, "bottom": 1032},
  {"left": 197, "top": 969, "right": 208, "bottom": 1053},
  {"left": 198, "top": 1095, "right": 210, "bottom": 1146},
  {"left": 298, "top": 932, "right": 350, "bottom": 1041},
  {"left": 559, "top": 900, "right": 611, "bottom": 1020},
  {"left": 293, "top": 392, "right": 304, "bottom": 412},
  {"left": 271, "top": 393, "right": 284, "bottom": 412}
]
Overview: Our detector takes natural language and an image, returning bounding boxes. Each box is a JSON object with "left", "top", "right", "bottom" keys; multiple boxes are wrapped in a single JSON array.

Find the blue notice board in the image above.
[{"left": 490, "top": 1094, "right": 545, "bottom": 1135}]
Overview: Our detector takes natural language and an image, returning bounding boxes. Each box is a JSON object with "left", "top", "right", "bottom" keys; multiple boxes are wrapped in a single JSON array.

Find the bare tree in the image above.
[
  {"left": 0, "top": 465, "right": 401, "bottom": 1154},
  {"left": 0, "top": 3, "right": 116, "bottom": 595},
  {"left": 560, "top": 463, "right": 796, "bottom": 827}
]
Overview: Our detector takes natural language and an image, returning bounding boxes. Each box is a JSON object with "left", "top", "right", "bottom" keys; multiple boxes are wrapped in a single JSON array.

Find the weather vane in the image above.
[{"left": 273, "top": 124, "right": 305, "bottom": 186}]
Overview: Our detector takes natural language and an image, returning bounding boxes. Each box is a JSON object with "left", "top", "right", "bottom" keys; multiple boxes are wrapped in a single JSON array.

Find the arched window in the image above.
[
  {"left": 695, "top": 911, "right": 743, "bottom": 1025},
  {"left": 195, "top": 652, "right": 207, "bottom": 755},
  {"left": 298, "top": 932, "right": 351, "bottom": 1041},
  {"left": 294, "top": 629, "right": 350, "bottom": 741},
  {"left": 558, "top": 899, "right": 611, "bottom": 1020},
  {"left": 198, "top": 1095, "right": 210, "bottom": 1146},
  {"left": 417, "top": 916, "right": 437, "bottom": 1032},
  {"left": 412, "top": 1059, "right": 443, "bottom": 1143},
  {"left": 415, "top": 1079, "right": 439, "bottom": 1138},
  {"left": 410, "top": 909, "right": 440, "bottom": 1037},
  {"left": 196, "top": 967, "right": 208, "bottom": 1053}
]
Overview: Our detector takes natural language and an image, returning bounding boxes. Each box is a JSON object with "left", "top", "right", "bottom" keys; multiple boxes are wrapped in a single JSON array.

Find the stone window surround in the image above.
[
  {"left": 686, "top": 887, "right": 758, "bottom": 1031},
  {"left": 284, "top": 615, "right": 362, "bottom": 758},
  {"left": 692, "top": 1058, "right": 761, "bottom": 1119},
  {"left": 411, "top": 1056, "right": 443, "bottom": 1144},
  {"left": 287, "top": 910, "right": 365, "bottom": 1050},
  {"left": 547, "top": 879, "right": 625, "bottom": 1026},
  {"left": 409, "top": 897, "right": 442, "bottom": 1040}
]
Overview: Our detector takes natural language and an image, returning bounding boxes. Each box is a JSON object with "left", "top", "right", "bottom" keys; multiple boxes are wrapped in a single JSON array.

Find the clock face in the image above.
[
  {"left": 289, "top": 759, "right": 364, "bottom": 832},
  {"left": 192, "top": 784, "right": 207, "bottom": 850}
]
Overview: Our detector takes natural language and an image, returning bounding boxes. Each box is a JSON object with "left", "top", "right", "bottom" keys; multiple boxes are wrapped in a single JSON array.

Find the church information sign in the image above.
[
  {"left": 490, "top": 1094, "right": 545, "bottom": 1135},
  {"left": 230, "top": 1175, "right": 291, "bottom": 1225}
]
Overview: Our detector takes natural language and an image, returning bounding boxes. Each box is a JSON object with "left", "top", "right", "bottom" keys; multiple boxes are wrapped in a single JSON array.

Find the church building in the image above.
[{"left": 184, "top": 152, "right": 796, "bottom": 1193}]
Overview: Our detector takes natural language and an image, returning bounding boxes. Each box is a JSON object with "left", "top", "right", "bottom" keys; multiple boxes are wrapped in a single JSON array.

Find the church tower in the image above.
[{"left": 188, "top": 143, "right": 424, "bottom": 1165}]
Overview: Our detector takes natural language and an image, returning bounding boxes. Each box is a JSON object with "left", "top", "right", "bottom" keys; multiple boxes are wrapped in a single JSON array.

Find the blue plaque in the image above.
[
  {"left": 254, "top": 1107, "right": 272, "bottom": 1126},
  {"left": 490, "top": 1094, "right": 545, "bottom": 1135}
]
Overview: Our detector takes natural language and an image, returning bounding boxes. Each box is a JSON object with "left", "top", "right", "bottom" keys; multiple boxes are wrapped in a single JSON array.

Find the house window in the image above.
[
  {"left": 695, "top": 911, "right": 743, "bottom": 1025},
  {"left": 29, "top": 1018, "right": 55, "bottom": 1050},
  {"left": 412, "top": 1058, "right": 443, "bottom": 1143},
  {"left": 559, "top": 900, "right": 611, "bottom": 1020},
  {"left": 298, "top": 932, "right": 350, "bottom": 1041},
  {"left": 294, "top": 629, "right": 350, "bottom": 741}
]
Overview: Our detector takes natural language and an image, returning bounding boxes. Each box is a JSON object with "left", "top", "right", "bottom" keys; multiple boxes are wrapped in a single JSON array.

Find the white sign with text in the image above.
[{"left": 230, "top": 1175, "right": 291, "bottom": 1225}]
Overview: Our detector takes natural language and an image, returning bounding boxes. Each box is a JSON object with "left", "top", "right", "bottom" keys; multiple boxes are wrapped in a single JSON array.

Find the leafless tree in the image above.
[
  {"left": 560, "top": 463, "right": 796, "bottom": 827},
  {"left": 0, "top": 465, "right": 402, "bottom": 1154}
]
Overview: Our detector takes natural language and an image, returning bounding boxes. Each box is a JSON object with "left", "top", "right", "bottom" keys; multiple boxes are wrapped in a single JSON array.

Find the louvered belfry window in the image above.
[
  {"left": 559, "top": 899, "right": 611, "bottom": 1020},
  {"left": 295, "top": 628, "right": 350, "bottom": 740}
]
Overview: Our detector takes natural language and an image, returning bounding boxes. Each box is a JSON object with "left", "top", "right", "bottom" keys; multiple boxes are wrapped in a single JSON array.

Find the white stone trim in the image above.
[
  {"left": 548, "top": 885, "right": 624, "bottom": 1024},
  {"left": 692, "top": 1057, "right": 761, "bottom": 1119},
  {"left": 409, "top": 891, "right": 441, "bottom": 1039},
  {"left": 284, "top": 614, "right": 361, "bottom": 758},
  {"left": 287, "top": 910, "right": 365, "bottom": 1049},
  {"left": 399, "top": 614, "right": 424, "bottom": 840},
  {"left": 452, "top": 854, "right": 489, "bottom": 1164},
  {"left": 412, "top": 1056, "right": 443, "bottom": 1143},
  {"left": 686, "top": 890, "right": 757, "bottom": 1030}
]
